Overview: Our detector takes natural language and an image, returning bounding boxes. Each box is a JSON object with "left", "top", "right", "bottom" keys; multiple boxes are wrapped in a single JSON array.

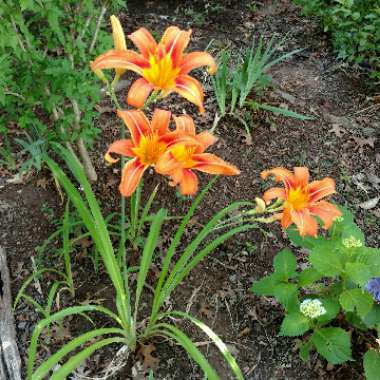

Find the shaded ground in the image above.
[{"left": 1, "top": 0, "right": 379, "bottom": 379}]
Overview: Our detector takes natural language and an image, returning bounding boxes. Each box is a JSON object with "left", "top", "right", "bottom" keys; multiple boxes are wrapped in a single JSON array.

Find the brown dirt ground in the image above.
[{"left": 1, "top": 0, "right": 379, "bottom": 379}]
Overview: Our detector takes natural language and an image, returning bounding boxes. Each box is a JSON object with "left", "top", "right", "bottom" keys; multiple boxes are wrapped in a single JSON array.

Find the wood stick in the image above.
[{"left": 0, "top": 247, "right": 22, "bottom": 380}]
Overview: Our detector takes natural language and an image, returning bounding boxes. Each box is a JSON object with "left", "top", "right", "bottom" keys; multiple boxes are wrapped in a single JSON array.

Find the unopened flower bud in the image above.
[
  {"left": 91, "top": 64, "right": 108, "bottom": 84},
  {"left": 254, "top": 197, "right": 266, "bottom": 213}
]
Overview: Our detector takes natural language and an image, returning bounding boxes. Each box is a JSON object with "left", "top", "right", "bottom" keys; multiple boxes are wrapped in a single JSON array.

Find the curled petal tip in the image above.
[{"left": 105, "top": 152, "right": 119, "bottom": 164}]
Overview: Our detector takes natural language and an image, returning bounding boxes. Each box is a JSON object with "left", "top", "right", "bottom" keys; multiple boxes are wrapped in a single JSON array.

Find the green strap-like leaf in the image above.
[
  {"left": 33, "top": 328, "right": 125, "bottom": 380},
  {"left": 49, "top": 337, "right": 125, "bottom": 380},
  {"left": 169, "top": 311, "right": 244, "bottom": 380},
  {"left": 158, "top": 323, "right": 220, "bottom": 380}
]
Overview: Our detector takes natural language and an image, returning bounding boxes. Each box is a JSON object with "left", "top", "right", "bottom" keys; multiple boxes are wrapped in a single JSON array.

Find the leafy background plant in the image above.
[
  {"left": 251, "top": 206, "right": 380, "bottom": 379},
  {"left": 293, "top": 0, "right": 380, "bottom": 78},
  {"left": 0, "top": 0, "right": 124, "bottom": 178}
]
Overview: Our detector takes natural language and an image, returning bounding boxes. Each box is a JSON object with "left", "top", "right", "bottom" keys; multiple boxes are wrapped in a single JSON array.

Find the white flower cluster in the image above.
[
  {"left": 342, "top": 236, "right": 363, "bottom": 248},
  {"left": 300, "top": 299, "right": 326, "bottom": 319}
]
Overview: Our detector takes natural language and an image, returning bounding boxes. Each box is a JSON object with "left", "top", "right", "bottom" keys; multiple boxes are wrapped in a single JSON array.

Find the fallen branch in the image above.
[{"left": 0, "top": 247, "right": 22, "bottom": 380}]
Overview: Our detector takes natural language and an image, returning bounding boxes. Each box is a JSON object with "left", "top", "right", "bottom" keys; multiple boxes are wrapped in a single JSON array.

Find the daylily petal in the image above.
[
  {"left": 91, "top": 50, "right": 149, "bottom": 76},
  {"left": 307, "top": 177, "right": 336, "bottom": 202},
  {"left": 155, "top": 151, "right": 181, "bottom": 174},
  {"left": 128, "top": 27, "right": 157, "bottom": 59},
  {"left": 174, "top": 75, "right": 205, "bottom": 113},
  {"left": 119, "top": 158, "right": 148, "bottom": 197},
  {"left": 192, "top": 153, "right": 240, "bottom": 175},
  {"left": 173, "top": 115, "right": 196, "bottom": 135},
  {"left": 110, "top": 15, "right": 127, "bottom": 51},
  {"left": 117, "top": 109, "right": 151, "bottom": 146},
  {"left": 261, "top": 167, "right": 296, "bottom": 190},
  {"left": 168, "top": 168, "right": 184, "bottom": 186},
  {"left": 151, "top": 108, "right": 171, "bottom": 135},
  {"left": 309, "top": 201, "right": 342, "bottom": 230},
  {"left": 195, "top": 131, "right": 217, "bottom": 152},
  {"left": 290, "top": 209, "right": 318, "bottom": 237},
  {"left": 180, "top": 51, "right": 217, "bottom": 74},
  {"left": 281, "top": 208, "right": 292, "bottom": 229},
  {"left": 294, "top": 167, "right": 310, "bottom": 187},
  {"left": 262, "top": 187, "right": 286, "bottom": 203},
  {"left": 159, "top": 27, "right": 192, "bottom": 65},
  {"left": 179, "top": 169, "right": 199, "bottom": 195},
  {"left": 127, "top": 78, "right": 154, "bottom": 108},
  {"left": 105, "top": 139, "right": 134, "bottom": 163}
]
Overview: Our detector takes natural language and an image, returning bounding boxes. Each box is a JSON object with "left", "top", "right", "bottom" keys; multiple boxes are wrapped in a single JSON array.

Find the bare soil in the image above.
[{"left": 1, "top": 0, "right": 379, "bottom": 379}]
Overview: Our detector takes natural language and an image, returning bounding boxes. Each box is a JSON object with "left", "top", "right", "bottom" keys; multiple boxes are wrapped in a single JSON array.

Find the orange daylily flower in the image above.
[
  {"left": 105, "top": 109, "right": 198, "bottom": 197},
  {"left": 156, "top": 115, "right": 240, "bottom": 195},
  {"left": 261, "top": 167, "right": 342, "bottom": 237},
  {"left": 91, "top": 24, "right": 217, "bottom": 112}
]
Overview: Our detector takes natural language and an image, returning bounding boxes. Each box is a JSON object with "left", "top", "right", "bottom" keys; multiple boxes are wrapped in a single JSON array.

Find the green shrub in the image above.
[
  {"left": 294, "top": 0, "right": 380, "bottom": 77},
  {"left": 0, "top": 0, "right": 123, "bottom": 177}
]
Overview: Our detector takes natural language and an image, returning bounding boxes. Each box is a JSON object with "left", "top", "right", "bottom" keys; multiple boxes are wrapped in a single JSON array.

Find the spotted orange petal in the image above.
[
  {"left": 180, "top": 51, "right": 217, "bottom": 74},
  {"left": 174, "top": 75, "right": 204, "bottom": 113},
  {"left": 105, "top": 139, "right": 134, "bottom": 163},
  {"left": 127, "top": 78, "right": 154, "bottom": 108},
  {"left": 308, "top": 177, "right": 336, "bottom": 202},
  {"left": 309, "top": 200, "right": 342, "bottom": 230},
  {"left": 281, "top": 208, "right": 292, "bottom": 229},
  {"left": 117, "top": 109, "right": 151, "bottom": 146},
  {"left": 119, "top": 158, "right": 148, "bottom": 197},
  {"left": 128, "top": 27, "right": 157, "bottom": 59}
]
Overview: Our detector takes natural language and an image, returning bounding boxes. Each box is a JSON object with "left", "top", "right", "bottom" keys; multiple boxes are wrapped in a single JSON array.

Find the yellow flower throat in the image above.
[
  {"left": 286, "top": 187, "right": 309, "bottom": 210},
  {"left": 170, "top": 145, "right": 197, "bottom": 168},
  {"left": 132, "top": 134, "right": 167, "bottom": 165},
  {"left": 143, "top": 53, "right": 180, "bottom": 90}
]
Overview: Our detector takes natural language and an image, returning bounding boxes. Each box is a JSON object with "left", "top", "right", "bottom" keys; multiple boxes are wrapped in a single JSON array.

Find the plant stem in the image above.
[{"left": 89, "top": 5, "right": 107, "bottom": 53}]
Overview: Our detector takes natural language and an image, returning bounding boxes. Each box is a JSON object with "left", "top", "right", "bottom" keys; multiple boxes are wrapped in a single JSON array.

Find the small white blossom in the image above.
[
  {"left": 300, "top": 299, "right": 326, "bottom": 319},
  {"left": 342, "top": 236, "right": 363, "bottom": 248}
]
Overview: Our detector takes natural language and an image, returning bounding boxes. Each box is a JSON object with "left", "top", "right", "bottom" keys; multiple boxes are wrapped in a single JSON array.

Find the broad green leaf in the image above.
[
  {"left": 310, "top": 327, "right": 352, "bottom": 364},
  {"left": 273, "top": 249, "right": 297, "bottom": 280},
  {"left": 250, "top": 275, "right": 279, "bottom": 296},
  {"left": 317, "top": 298, "right": 340, "bottom": 324},
  {"left": 357, "top": 247, "right": 380, "bottom": 277},
  {"left": 298, "top": 267, "right": 323, "bottom": 287},
  {"left": 279, "top": 312, "right": 310, "bottom": 337},
  {"left": 345, "top": 262, "right": 371, "bottom": 286},
  {"left": 273, "top": 283, "right": 299, "bottom": 312},
  {"left": 339, "top": 288, "right": 373, "bottom": 318},
  {"left": 309, "top": 241, "right": 343, "bottom": 276},
  {"left": 364, "top": 349, "right": 380, "bottom": 380},
  {"left": 362, "top": 305, "right": 380, "bottom": 329}
]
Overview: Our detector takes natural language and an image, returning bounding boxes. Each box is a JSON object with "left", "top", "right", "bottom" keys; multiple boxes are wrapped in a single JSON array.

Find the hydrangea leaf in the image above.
[
  {"left": 310, "top": 327, "right": 352, "bottom": 364},
  {"left": 309, "top": 241, "right": 343, "bottom": 276},
  {"left": 279, "top": 312, "right": 310, "bottom": 337},
  {"left": 339, "top": 288, "right": 373, "bottom": 318},
  {"left": 364, "top": 349, "right": 380, "bottom": 380},
  {"left": 273, "top": 283, "right": 299, "bottom": 312},
  {"left": 273, "top": 249, "right": 297, "bottom": 280},
  {"left": 345, "top": 262, "right": 372, "bottom": 286}
]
